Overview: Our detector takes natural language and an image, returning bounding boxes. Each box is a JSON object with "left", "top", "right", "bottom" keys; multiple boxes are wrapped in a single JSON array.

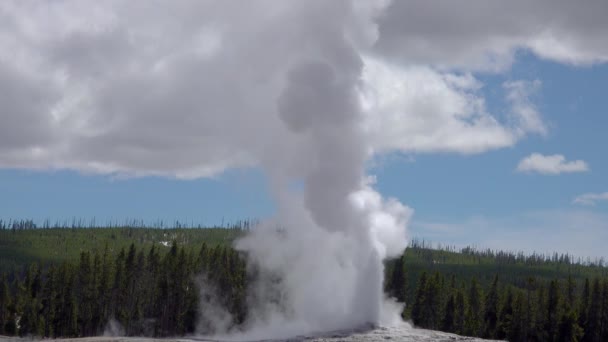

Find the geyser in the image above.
[{"left": 203, "top": 0, "right": 412, "bottom": 339}]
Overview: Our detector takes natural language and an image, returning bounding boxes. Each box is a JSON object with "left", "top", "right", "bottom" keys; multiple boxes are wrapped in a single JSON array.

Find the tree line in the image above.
[
  {"left": 2, "top": 230, "right": 608, "bottom": 340},
  {"left": 385, "top": 253, "right": 608, "bottom": 341},
  {"left": 0, "top": 242, "right": 246, "bottom": 338}
]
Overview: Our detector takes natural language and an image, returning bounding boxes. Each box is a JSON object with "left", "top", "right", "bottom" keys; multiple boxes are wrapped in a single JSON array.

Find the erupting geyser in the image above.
[{"left": 206, "top": 0, "right": 412, "bottom": 339}]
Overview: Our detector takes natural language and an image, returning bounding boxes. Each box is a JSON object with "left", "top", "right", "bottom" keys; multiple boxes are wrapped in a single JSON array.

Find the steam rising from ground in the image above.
[
  {"left": 229, "top": 182, "right": 411, "bottom": 339},
  {"left": 198, "top": 1, "right": 412, "bottom": 339}
]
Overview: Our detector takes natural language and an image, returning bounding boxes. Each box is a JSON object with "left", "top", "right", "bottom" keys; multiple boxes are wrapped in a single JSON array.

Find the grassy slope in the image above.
[{"left": 0, "top": 227, "right": 242, "bottom": 273}]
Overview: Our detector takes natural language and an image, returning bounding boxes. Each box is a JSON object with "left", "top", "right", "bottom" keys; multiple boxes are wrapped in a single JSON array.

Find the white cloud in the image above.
[
  {"left": 0, "top": 1, "right": 364, "bottom": 178},
  {"left": 0, "top": 1, "right": 606, "bottom": 178},
  {"left": 360, "top": 58, "right": 542, "bottom": 155},
  {"left": 573, "top": 192, "right": 608, "bottom": 206},
  {"left": 516, "top": 153, "right": 589, "bottom": 175},
  {"left": 375, "top": 1, "right": 608, "bottom": 70},
  {"left": 503, "top": 80, "right": 547, "bottom": 136}
]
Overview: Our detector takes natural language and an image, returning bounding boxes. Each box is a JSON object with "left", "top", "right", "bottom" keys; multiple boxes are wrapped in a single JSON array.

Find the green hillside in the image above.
[
  {"left": 395, "top": 240, "right": 608, "bottom": 304},
  {"left": 0, "top": 223, "right": 243, "bottom": 274},
  {"left": 2, "top": 224, "right": 608, "bottom": 340}
]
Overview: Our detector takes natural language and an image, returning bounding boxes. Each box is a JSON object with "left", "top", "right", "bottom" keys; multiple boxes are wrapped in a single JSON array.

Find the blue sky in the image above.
[{"left": 1, "top": 2, "right": 607, "bottom": 259}]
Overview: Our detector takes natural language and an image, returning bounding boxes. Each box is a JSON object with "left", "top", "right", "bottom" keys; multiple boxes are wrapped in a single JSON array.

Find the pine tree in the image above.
[
  {"left": 534, "top": 282, "right": 548, "bottom": 341},
  {"left": 601, "top": 279, "right": 608, "bottom": 341},
  {"left": 426, "top": 272, "right": 443, "bottom": 329},
  {"left": 558, "top": 307, "right": 583, "bottom": 342},
  {"left": 454, "top": 283, "right": 467, "bottom": 335},
  {"left": 90, "top": 251, "right": 102, "bottom": 336},
  {"left": 509, "top": 292, "right": 527, "bottom": 342},
  {"left": 54, "top": 263, "right": 79, "bottom": 337},
  {"left": 145, "top": 244, "right": 160, "bottom": 320},
  {"left": 124, "top": 243, "right": 137, "bottom": 334},
  {"left": 483, "top": 274, "right": 499, "bottom": 338},
  {"left": 389, "top": 254, "right": 407, "bottom": 302},
  {"left": 527, "top": 276, "right": 539, "bottom": 341},
  {"left": 497, "top": 287, "right": 514, "bottom": 340},
  {"left": 566, "top": 274, "right": 577, "bottom": 309},
  {"left": 198, "top": 242, "right": 209, "bottom": 272},
  {"left": 0, "top": 273, "right": 10, "bottom": 335},
  {"left": 77, "top": 251, "right": 94, "bottom": 336},
  {"left": 465, "top": 277, "right": 483, "bottom": 337},
  {"left": 546, "top": 279, "right": 562, "bottom": 341},
  {"left": 583, "top": 278, "right": 602, "bottom": 342},
  {"left": 129, "top": 249, "right": 146, "bottom": 336},
  {"left": 442, "top": 292, "right": 456, "bottom": 332},
  {"left": 411, "top": 272, "right": 428, "bottom": 327},
  {"left": 15, "top": 273, "right": 35, "bottom": 337},
  {"left": 97, "top": 244, "right": 111, "bottom": 335},
  {"left": 40, "top": 266, "right": 57, "bottom": 337},
  {"left": 579, "top": 278, "right": 591, "bottom": 334},
  {"left": 441, "top": 275, "right": 458, "bottom": 333},
  {"left": 112, "top": 248, "right": 127, "bottom": 328}
]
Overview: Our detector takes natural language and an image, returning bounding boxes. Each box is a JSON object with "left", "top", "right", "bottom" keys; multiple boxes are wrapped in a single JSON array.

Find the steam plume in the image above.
[{"left": 211, "top": 0, "right": 412, "bottom": 339}]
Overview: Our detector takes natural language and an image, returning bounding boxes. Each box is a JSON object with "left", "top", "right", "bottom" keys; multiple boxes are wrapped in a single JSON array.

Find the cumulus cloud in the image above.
[
  {"left": 374, "top": 0, "right": 608, "bottom": 71},
  {"left": 361, "top": 59, "right": 508, "bottom": 155},
  {"left": 573, "top": 192, "right": 608, "bottom": 206},
  {"left": 360, "top": 58, "right": 545, "bottom": 155},
  {"left": 516, "top": 153, "right": 589, "bottom": 175},
  {"left": 1, "top": 1, "right": 607, "bottom": 178}
]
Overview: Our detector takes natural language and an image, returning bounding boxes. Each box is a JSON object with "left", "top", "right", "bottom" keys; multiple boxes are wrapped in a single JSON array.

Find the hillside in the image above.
[
  {"left": 1, "top": 225, "right": 608, "bottom": 340},
  {"left": 394, "top": 239, "right": 608, "bottom": 308},
  {"left": 0, "top": 222, "right": 244, "bottom": 274}
]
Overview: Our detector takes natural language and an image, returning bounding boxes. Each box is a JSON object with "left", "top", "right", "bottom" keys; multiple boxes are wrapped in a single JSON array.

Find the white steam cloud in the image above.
[{"left": 221, "top": 1, "right": 411, "bottom": 338}]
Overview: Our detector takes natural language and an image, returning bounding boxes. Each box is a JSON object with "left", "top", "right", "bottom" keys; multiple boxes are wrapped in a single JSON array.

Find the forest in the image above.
[
  {"left": 385, "top": 241, "right": 608, "bottom": 341},
  {"left": 1, "top": 221, "right": 608, "bottom": 341}
]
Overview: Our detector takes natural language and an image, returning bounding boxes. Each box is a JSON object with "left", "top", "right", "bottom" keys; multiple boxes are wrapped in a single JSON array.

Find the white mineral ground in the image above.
[{"left": 0, "top": 323, "right": 501, "bottom": 341}]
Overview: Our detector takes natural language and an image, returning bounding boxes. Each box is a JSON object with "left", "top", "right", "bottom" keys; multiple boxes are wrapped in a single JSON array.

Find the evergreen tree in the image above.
[
  {"left": 579, "top": 278, "right": 591, "bottom": 334},
  {"left": 558, "top": 302, "right": 583, "bottom": 342},
  {"left": 14, "top": 275, "right": 32, "bottom": 337},
  {"left": 145, "top": 244, "right": 160, "bottom": 321},
  {"left": 55, "top": 263, "right": 79, "bottom": 337},
  {"left": 112, "top": 248, "right": 127, "bottom": 327},
  {"left": 426, "top": 272, "right": 443, "bottom": 329},
  {"left": 97, "top": 244, "right": 112, "bottom": 334},
  {"left": 123, "top": 243, "right": 137, "bottom": 334},
  {"left": 601, "top": 279, "right": 608, "bottom": 341},
  {"left": 77, "top": 251, "right": 94, "bottom": 336},
  {"left": 531, "top": 282, "right": 547, "bottom": 341},
  {"left": 454, "top": 283, "right": 467, "bottom": 335},
  {"left": 90, "top": 251, "right": 102, "bottom": 335},
  {"left": 546, "top": 279, "right": 562, "bottom": 341},
  {"left": 442, "top": 292, "right": 456, "bottom": 332},
  {"left": 40, "top": 266, "right": 57, "bottom": 337},
  {"left": 497, "top": 286, "right": 514, "bottom": 340},
  {"left": 388, "top": 254, "right": 407, "bottom": 302},
  {"left": 465, "top": 277, "right": 483, "bottom": 337},
  {"left": 509, "top": 292, "right": 527, "bottom": 342},
  {"left": 583, "top": 278, "right": 602, "bottom": 342},
  {"left": 483, "top": 274, "right": 499, "bottom": 338},
  {"left": 527, "top": 276, "right": 540, "bottom": 341},
  {"left": 411, "top": 272, "right": 428, "bottom": 327},
  {"left": 0, "top": 273, "right": 10, "bottom": 335},
  {"left": 566, "top": 274, "right": 577, "bottom": 309}
]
